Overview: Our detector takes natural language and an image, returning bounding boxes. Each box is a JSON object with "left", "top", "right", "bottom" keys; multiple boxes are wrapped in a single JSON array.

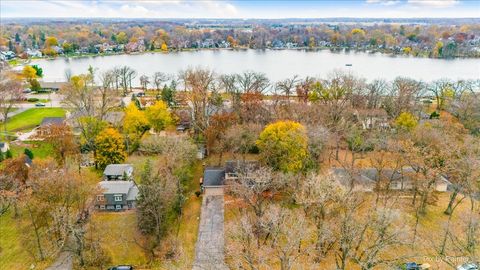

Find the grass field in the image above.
[
  {"left": 0, "top": 210, "right": 52, "bottom": 270},
  {"left": 4, "top": 108, "right": 65, "bottom": 132},
  {"left": 9, "top": 141, "right": 54, "bottom": 159},
  {"left": 90, "top": 211, "right": 149, "bottom": 268}
]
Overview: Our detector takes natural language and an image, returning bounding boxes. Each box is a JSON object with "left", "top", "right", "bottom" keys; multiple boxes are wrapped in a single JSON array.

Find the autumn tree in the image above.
[
  {"left": 136, "top": 160, "right": 177, "bottom": 254},
  {"left": 123, "top": 103, "right": 149, "bottom": 151},
  {"left": 37, "top": 123, "right": 78, "bottom": 166},
  {"left": 224, "top": 123, "right": 262, "bottom": 160},
  {"left": 145, "top": 100, "right": 173, "bottom": 133},
  {"left": 395, "top": 112, "right": 418, "bottom": 132},
  {"left": 179, "top": 67, "right": 218, "bottom": 137},
  {"left": 0, "top": 71, "right": 24, "bottom": 137},
  {"left": 95, "top": 128, "right": 126, "bottom": 169},
  {"left": 205, "top": 112, "right": 238, "bottom": 165},
  {"left": 257, "top": 120, "right": 309, "bottom": 173},
  {"left": 24, "top": 160, "right": 94, "bottom": 263}
]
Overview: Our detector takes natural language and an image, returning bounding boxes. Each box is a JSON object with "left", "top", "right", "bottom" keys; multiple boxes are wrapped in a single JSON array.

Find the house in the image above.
[
  {"left": 0, "top": 142, "right": 9, "bottom": 153},
  {"left": 95, "top": 181, "right": 139, "bottom": 211},
  {"left": 331, "top": 167, "right": 450, "bottom": 192},
  {"left": 39, "top": 81, "right": 66, "bottom": 92},
  {"left": 36, "top": 117, "right": 65, "bottom": 136},
  {"left": 104, "top": 111, "right": 125, "bottom": 127},
  {"left": 354, "top": 109, "right": 390, "bottom": 130},
  {"left": 25, "top": 49, "right": 42, "bottom": 58},
  {"left": 200, "top": 167, "right": 225, "bottom": 195},
  {"left": 103, "top": 164, "right": 134, "bottom": 181},
  {"left": 225, "top": 160, "right": 259, "bottom": 181}
]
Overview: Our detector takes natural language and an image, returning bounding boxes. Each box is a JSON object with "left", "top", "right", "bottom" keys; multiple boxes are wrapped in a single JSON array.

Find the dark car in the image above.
[{"left": 108, "top": 266, "right": 133, "bottom": 270}]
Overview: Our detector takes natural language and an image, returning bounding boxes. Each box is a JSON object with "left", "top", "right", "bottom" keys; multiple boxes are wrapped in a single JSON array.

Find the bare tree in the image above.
[
  {"left": 179, "top": 67, "right": 217, "bottom": 136},
  {"left": 0, "top": 71, "right": 24, "bottom": 137},
  {"left": 153, "top": 72, "right": 169, "bottom": 92},
  {"left": 275, "top": 75, "right": 299, "bottom": 103},
  {"left": 97, "top": 70, "right": 119, "bottom": 120},
  {"left": 139, "top": 75, "right": 150, "bottom": 90},
  {"left": 235, "top": 71, "right": 270, "bottom": 94}
]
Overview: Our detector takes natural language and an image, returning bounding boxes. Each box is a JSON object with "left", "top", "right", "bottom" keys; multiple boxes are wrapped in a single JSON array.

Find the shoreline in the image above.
[{"left": 22, "top": 46, "right": 478, "bottom": 64}]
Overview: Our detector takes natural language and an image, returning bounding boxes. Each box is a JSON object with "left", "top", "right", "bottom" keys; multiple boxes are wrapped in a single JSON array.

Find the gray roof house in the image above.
[
  {"left": 103, "top": 164, "right": 134, "bottom": 181},
  {"left": 95, "top": 181, "right": 139, "bottom": 211},
  {"left": 201, "top": 167, "right": 225, "bottom": 196},
  {"left": 0, "top": 142, "right": 9, "bottom": 153},
  {"left": 225, "top": 160, "right": 259, "bottom": 181},
  {"left": 331, "top": 167, "right": 450, "bottom": 192}
]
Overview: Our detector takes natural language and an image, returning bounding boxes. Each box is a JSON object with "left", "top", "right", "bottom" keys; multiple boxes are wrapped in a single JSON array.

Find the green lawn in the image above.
[
  {"left": 4, "top": 108, "right": 66, "bottom": 132},
  {"left": 9, "top": 141, "right": 54, "bottom": 159}
]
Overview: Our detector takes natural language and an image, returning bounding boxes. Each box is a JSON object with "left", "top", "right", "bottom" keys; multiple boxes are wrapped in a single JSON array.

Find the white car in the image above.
[{"left": 457, "top": 263, "right": 479, "bottom": 270}]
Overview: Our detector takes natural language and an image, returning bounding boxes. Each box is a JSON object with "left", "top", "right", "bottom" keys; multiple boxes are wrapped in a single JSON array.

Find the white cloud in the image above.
[
  {"left": 366, "top": 0, "right": 401, "bottom": 6},
  {"left": 0, "top": 0, "right": 239, "bottom": 18},
  {"left": 407, "top": 0, "right": 459, "bottom": 8}
]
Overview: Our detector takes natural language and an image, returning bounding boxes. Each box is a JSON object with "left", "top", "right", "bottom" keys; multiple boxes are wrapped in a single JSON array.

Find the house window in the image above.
[
  {"left": 114, "top": 195, "right": 122, "bottom": 202},
  {"left": 96, "top": 195, "right": 105, "bottom": 202},
  {"left": 115, "top": 205, "right": 122, "bottom": 210}
]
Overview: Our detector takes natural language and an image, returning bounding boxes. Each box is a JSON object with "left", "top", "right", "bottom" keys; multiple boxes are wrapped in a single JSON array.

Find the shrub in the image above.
[
  {"left": 27, "top": 98, "right": 39, "bottom": 102},
  {"left": 24, "top": 148, "right": 34, "bottom": 159},
  {"left": 195, "top": 191, "right": 201, "bottom": 197}
]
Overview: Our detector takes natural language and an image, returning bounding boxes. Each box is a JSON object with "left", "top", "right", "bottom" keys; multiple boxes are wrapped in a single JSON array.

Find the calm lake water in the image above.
[{"left": 31, "top": 49, "right": 480, "bottom": 85}]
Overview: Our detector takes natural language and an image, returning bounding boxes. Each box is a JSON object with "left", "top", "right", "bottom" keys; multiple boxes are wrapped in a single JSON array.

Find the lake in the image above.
[{"left": 31, "top": 49, "right": 480, "bottom": 85}]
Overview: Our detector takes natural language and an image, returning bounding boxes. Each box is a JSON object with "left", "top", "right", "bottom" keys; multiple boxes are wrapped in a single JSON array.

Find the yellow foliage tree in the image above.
[
  {"left": 257, "top": 120, "right": 308, "bottom": 173},
  {"left": 145, "top": 100, "right": 173, "bottom": 132},
  {"left": 395, "top": 112, "right": 418, "bottom": 131},
  {"left": 124, "top": 103, "right": 150, "bottom": 135},
  {"left": 22, "top": 65, "right": 37, "bottom": 81},
  {"left": 95, "top": 127, "right": 126, "bottom": 169},
  {"left": 44, "top": 36, "right": 58, "bottom": 47},
  {"left": 161, "top": 42, "right": 168, "bottom": 51}
]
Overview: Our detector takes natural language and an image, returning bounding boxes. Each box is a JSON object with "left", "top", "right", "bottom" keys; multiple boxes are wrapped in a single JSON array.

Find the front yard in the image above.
[{"left": 4, "top": 107, "right": 65, "bottom": 133}]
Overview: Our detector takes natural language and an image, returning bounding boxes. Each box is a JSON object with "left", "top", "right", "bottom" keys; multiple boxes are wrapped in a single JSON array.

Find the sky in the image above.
[{"left": 1, "top": 0, "right": 479, "bottom": 19}]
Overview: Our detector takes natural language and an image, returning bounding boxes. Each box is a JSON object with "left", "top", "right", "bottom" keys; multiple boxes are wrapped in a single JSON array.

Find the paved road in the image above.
[{"left": 192, "top": 192, "right": 229, "bottom": 270}]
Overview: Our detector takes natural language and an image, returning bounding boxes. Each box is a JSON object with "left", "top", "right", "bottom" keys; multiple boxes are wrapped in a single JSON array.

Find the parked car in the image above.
[
  {"left": 108, "top": 266, "right": 134, "bottom": 270},
  {"left": 404, "top": 262, "right": 430, "bottom": 270},
  {"left": 23, "top": 88, "right": 32, "bottom": 93},
  {"left": 457, "top": 263, "right": 479, "bottom": 270},
  {"left": 35, "top": 102, "right": 46, "bottom": 107},
  {"left": 136, "top": 92, "right": 146, "bottom": 97}
]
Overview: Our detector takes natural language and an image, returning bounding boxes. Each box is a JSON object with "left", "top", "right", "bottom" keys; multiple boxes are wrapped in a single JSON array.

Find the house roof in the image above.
[
  {"left": 103, "top": 164, "right": 133, "bottom": 176},
  {"left": 203, "top": 167, "right": 225, "bottom": 187},
  {"left": 225, "top": 160, "right": 259, "bottom": 174},
  {"left": 104, "top": 111, "right": 125, "bottom": 125},
  {"left": 39, "top": 81, "right": 66, "bottom": 89},
  {"left": 99, "top": 180, "right": 136, "bottom": 195},
  {"left": 126, "top": 185, "right": 139, "bottom": 201},
  {"left": 40, "top": 117, "right": 65, "bottom": 127}
]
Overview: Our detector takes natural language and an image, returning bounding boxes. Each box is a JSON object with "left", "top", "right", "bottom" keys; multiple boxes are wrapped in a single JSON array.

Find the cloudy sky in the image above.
[{"left": 1, "top": 0, "right": 479, "bottom": 19}]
